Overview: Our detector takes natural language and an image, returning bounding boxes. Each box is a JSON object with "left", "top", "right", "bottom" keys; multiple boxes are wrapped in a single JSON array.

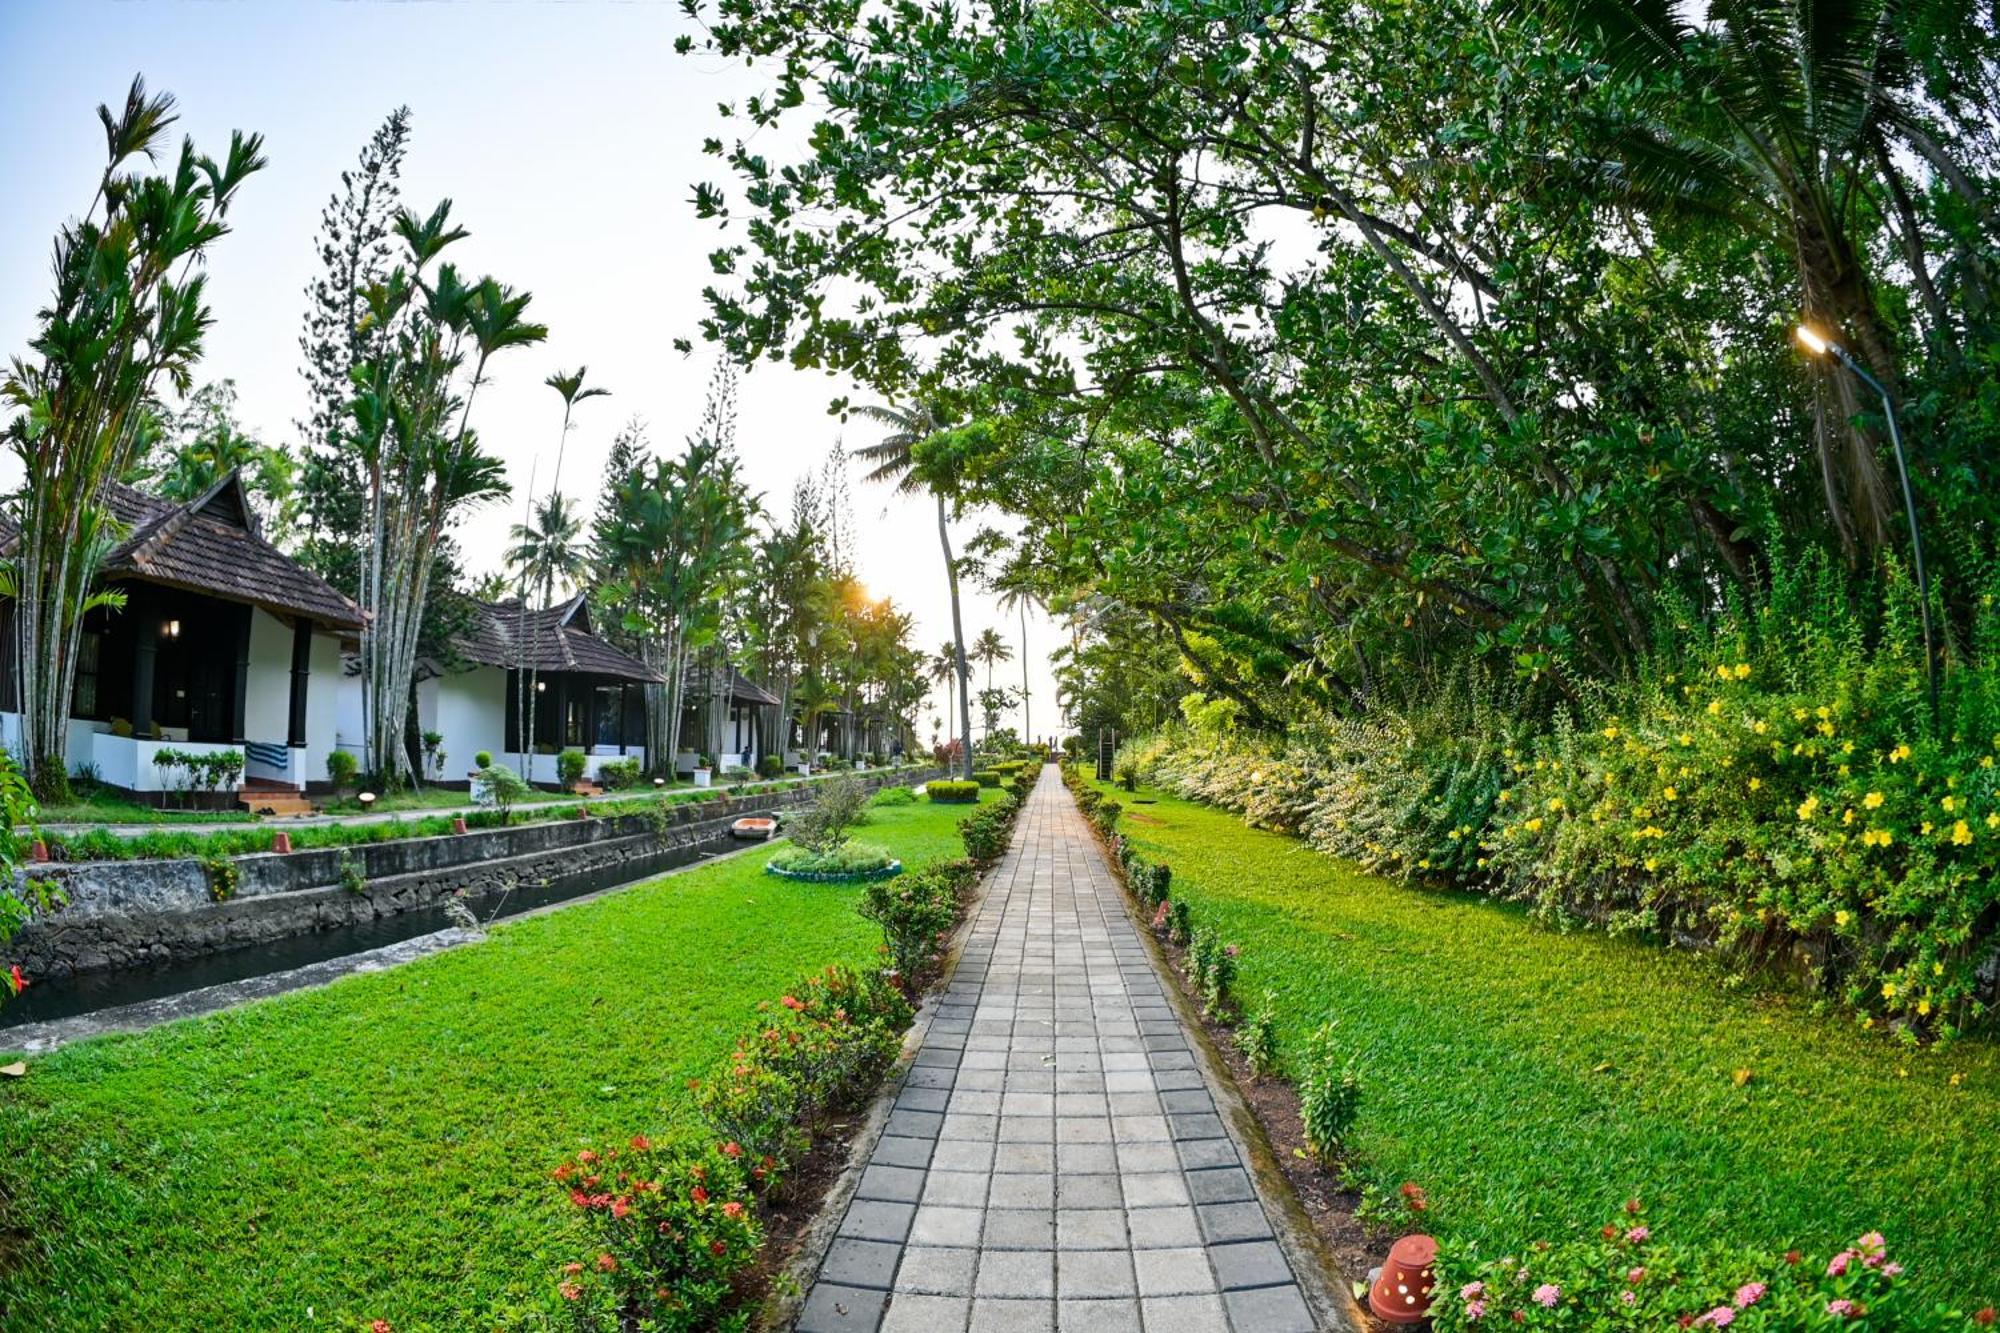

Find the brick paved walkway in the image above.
[{"left": 796, "top": 767, "right": 1322, "bottom": 1332}]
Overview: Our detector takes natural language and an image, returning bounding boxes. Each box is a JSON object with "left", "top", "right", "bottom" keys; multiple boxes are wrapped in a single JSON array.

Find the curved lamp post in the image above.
[{"left": 1795, "top": 324, "right": 1937, "bottom": 721}]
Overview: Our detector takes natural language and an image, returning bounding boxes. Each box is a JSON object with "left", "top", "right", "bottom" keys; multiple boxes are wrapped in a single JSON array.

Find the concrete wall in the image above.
[
  {"left": 438, "top": 667, "right": 507, "bottom": 777},
  {"left": 11, "top": 767, "right": 942, "bottom": 979},
  {"left": 244, "top": 608, "right": 291, "bottom": 745}
]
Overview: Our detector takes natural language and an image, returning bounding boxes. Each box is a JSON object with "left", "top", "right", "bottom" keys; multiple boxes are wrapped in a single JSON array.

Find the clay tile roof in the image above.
[
  {"left": 680, "top": 665, "right": 781, "bottom": 708},
  {"left": 0, "top": 475, "right": 364, "bottom": 629},
  {"left": 453, "top": 593, "right": 664, "bottom": 684},
  {"left": 97, "top": 476, "right": 364, "bottom": 630}
]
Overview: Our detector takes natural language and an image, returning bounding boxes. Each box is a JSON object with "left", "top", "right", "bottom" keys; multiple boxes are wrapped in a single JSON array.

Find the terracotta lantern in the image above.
[{"left": 1369, "top": 1233, "right": 1438, "bottom": 1324}]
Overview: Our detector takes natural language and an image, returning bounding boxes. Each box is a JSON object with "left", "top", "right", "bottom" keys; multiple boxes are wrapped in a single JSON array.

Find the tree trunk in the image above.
[{"left": 938, "top": 495, "right": 974, "bottom": 780}]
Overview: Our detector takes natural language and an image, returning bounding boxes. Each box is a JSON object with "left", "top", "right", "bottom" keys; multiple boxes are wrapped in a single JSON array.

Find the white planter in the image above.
[{"left": 693, "top": 768, "right": 712, "bottom": 788}]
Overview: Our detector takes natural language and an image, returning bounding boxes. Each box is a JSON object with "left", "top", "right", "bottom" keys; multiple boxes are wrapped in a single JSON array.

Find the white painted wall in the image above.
[
  {"left": 301, "top": 629, "right": 344, "bottom": 785},
  {"left": 244, "top": 607, "right": 292, "bottom": 745},
  {"left": 438, "top": 666, "right": 508, "bottom": 779}
]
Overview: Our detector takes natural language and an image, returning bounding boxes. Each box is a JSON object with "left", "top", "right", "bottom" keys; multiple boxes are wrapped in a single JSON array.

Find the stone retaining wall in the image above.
[{"left": 12, "top": 769, "right": 940, "bottom": 980}]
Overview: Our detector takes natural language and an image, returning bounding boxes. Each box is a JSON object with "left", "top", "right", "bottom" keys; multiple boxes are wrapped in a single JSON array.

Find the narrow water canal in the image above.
[{"left": 0, "top": 833, "right": 743, "bottom": 1031}]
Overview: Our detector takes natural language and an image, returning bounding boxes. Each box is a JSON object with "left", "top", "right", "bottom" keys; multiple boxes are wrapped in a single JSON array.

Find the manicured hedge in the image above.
[
  {"left": 972, "top": 769, "right": 1002, "bottom": 787},
  {"left": 927, "top": 780, "right": 981, "bottom": 803}
]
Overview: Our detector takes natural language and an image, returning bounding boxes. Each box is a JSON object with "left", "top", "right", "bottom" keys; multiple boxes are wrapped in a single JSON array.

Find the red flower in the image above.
[
  {"left": 1785, "top": 1250, "right": 1803, "bottom": 1266},
  {"left": 711, "top": 1240, "right": 728, "bottom": 1256},
  {"left": 1974, "top": 1310, "right": 1996, "bottom": 1328},
  {"left": 564, "top": 1262, "right": 584, "bottom": 1276},
  {"left": 7, "top": 965, "right": 25, "bottom": 993},
  {"left": 611, "top": 1197, "right": 630, "bottom": 1219},
  {"left": 559, "top": 1281, "right": 583, "bottom": 1302},
  {"left": 691, "top": 1186, "right": 710, "bottom": 1205},
  {"left": 1400, "top": 1182, "right": 1429, "bottom": 1212},
  {"left": 570, "top": 1190, "right": 590, "bottom": 1208},
  {"left": 371, "top": 1322, "right": 394, "bottom": 1333},
  {"left": 1625, "top": 1198, "right": 1643, "bottom": 1215},
  {"left": 722, "top": 1141, "right": 743, "bottom": 1158},
  {"left": 553, "top": 1164, "right": 573, "bottom": 1182},
  {"left": 596, "top": 1253, "right": 618, "bottom": 1273},
  {"left": 723, "top": 1201, "right": 745, "bottom": 1219},
  {"left": 1603, "top": 1225, "right": 1620, "bottom": 1240},
  {"left": 578, "top": 1150, "right": 598, "bottom": 1165},
  {"left": 781, "top": 995, "right": 806, "bottom": 1011},
  {"left": 630, "top": 1135, "right": 651, "bottom": 1152}
]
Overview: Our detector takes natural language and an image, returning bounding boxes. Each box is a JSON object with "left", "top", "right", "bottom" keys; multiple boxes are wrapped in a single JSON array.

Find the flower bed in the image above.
[{"left": 764, "top": 847, "right": 904, "bottom": 882}]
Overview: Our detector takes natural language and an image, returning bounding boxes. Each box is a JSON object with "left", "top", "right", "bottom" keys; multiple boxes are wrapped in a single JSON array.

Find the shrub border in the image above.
[{"left": 763, "top": 858, "right": 905, "bottom": 883}]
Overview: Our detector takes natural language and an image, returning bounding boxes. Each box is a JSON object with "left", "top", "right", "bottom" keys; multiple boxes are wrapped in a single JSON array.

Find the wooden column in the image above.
[
  {"left": 288, "top": 619, "right": 312, "bottom": 747},
  {"left": 230, "top": 606, "right": 252, "bottom": 742}
]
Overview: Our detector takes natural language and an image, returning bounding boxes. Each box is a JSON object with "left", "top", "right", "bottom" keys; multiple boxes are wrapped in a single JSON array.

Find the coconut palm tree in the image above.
[
  {"left": 971, "top": 627, "right": 1014, "bottom": 740},
  {"left": 851, "top": 403, "right": 974, "bottom": 779},
  {"left": 1514, "top": 0, "right": 1967, "bottom": 560},
  {"left": 927, "top": 641, "right": 959, "bottom": 754},
  {"left": 994, "top": 579, "right": 1041, "bottom": 746}
]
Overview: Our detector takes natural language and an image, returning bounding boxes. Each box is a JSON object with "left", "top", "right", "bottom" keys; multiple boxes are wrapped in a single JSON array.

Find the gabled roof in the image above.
[
  {"left": 682, "top": 665, "right": 782, "bottom": 708},
  {"left": 453, "top": 593, "right": 663, "bottom": 684},
  {"left": 0, "top": 473, "right": 364, "bottom": 630}
]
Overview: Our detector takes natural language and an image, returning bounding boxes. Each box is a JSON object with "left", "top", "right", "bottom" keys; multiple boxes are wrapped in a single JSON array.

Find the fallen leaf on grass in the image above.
[
  {"left": 1732, "top": 1068, "right": 1754, "bottom": 1087},
  {"left": 1592, "top": 1061, "right": 1614, "bottom": 1074},
  {"left": 0, "top": 1062, "right": 26, "bottom": 1078}
]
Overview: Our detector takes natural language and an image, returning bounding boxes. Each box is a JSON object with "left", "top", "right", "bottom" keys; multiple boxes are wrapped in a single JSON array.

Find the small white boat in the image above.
[{"left": 730, "top": 816, "right": 780, "bottom": 841}]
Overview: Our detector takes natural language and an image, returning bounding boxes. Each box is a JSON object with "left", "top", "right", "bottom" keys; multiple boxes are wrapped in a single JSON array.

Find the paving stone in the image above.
[
  {"left": 984, "top": 1208, "right": 1056, "bottom": 1249},
  {"left": 976, "top": 1248, "right": 1056, "bottom": 1299},
  {"left": 1126, "top": 1205, "right": 1202, "bottom": 1249},
  {"left": 969, "top": 1297, "right": 1055, "bottom": 1332},
  {"left": 1056, "top": 1248, "right": 1136, "bottom": 1299},
  {"left": 909, "top": 1205, "right": 985, "bottom": 1248},
  {"left": 1054, "top": 1296, "right": 1142, "bottom": 1332},
  {"left": 803, "top": 772, "right": 1320, "bottom": 1333},
  {"left": 822, "top": 1238, "right": 904, "bottom": 1291},
  {"left": 797, "top": 1281, "right": 891, "bottom": 1332},
  {"left": 839, "top": 1199, "right": 917, "bottom": 1244},
  {"left": 896, "top": 1245, "right": 978, "bottom": 1296},
  {"left": 1223, "top": 1282, "right": 1318, "bottom": 1331},
  {"left": 1137, "top": 1292, "right": 1229, "bottom": 1333},
  {"left": 858, "top": 1164, "right": 928, "bottom": 1204},
  {"left": 881, "top": 1293, "right": 969, "bottom": 1333}
]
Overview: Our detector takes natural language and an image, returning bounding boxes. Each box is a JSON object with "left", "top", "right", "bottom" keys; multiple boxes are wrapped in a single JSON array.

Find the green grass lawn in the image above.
[
  {"left": 31, "top": 784, "right": 256, "bottom": 826},
  {"left": 0, "top": 789, "right": 983, "bottom": 1330},
  {"left": 1097, "top": 780, "right": 2000, "bottom": 1305}
]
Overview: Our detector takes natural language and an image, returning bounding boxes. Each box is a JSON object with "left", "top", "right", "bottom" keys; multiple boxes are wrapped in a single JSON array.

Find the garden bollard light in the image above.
[
  {"left": 1369, "top": 1233, "right": 1438, "bottom": 1324},
  {"left": 272, "top": 832, "right": 293, "bottom": 854},
  {"left": 451, "top": 817, "right": 469, "bottom": 835},
  {"left": 29, "top": 840, "right": 48, "bottom": 864}
]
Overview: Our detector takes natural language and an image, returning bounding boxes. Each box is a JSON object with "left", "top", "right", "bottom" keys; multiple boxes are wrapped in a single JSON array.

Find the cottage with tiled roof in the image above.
[{"left": 0, "top": 472, "right": 362, "bottom": 804}]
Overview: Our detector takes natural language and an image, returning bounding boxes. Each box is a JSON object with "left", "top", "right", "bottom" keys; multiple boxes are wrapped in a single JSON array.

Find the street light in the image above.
[{"left": 1795, "top": 323, "right": 1937, "bottom": 720}]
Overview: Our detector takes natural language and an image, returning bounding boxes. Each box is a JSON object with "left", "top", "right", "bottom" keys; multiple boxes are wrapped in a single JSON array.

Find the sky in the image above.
[{"left": 0, "top": 0, "right": 1061, "bottom": 748}]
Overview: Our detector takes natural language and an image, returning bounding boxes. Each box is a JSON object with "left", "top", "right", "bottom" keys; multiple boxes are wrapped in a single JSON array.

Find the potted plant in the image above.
[
  {"left": 421, "top": 730, "right": 445, "bottom": 779},
  {"left": 693, "top": 752, "right": 714, "bottom": 788}
]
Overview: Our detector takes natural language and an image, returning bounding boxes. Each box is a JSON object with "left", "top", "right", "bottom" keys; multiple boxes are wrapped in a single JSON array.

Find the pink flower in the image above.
[
  {"left": 1533, "top": 1283, "right": 1561, "bottom": 1308},
  {"left": 1827, "top": 1250, "right": 1854, "bottom": 1277},
  {"left": 1883, "top": 1262, "right": 1904, "bottom": 1277},
  {"left": 1699, "top": 1306, "right": 1736, "bottom": 1327},
  {"left": 1465, "top": 1300, "right": 1486, "bottom": 1321},
  {"left": 1856, "top": 1231, "right": 1886, "bottom": 1256},
  {"left": 1827, "top": 1298, "right": 1857, "bottom": 1318},
  {"left": 1734, "top": 1282, "right": 1766, "bottom": 1308},
  {"left": 1628, "top": 1267, "right": 1647, "bottom": 1284},
  {"left": 1625, "top": 1226, "right": 1651, "bottom": 1243},
  {"left": 1461, "top": 1282, "right": 1486, "bottom": 1301},
  {"left": 1620, "top": 1291, "right": 1636, "bottom": 1307}
]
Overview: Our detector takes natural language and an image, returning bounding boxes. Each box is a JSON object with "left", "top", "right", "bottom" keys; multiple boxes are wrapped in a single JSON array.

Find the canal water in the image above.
[{"left": 0, "top": 832, "right": 747, "bottom": 1031}]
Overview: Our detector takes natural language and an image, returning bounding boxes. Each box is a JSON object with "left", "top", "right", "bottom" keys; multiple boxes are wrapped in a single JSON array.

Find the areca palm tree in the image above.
[
  {"left": 927, "top": 641, "right": 959, "bottom": 754},
  {"left": 1519, "top": 0, "right": 1967, "bottom": 559},
  {"left": 994, "top": 578, "right": 1041, "bottom": 746},
  {"left": 852, "top": 403, "right": 974, "bottom": 779}
]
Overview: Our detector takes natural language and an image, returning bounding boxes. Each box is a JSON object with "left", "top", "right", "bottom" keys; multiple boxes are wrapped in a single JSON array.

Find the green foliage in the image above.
[
  {"left": 860, "top": 858, "right": 973, "bottom": 979},
  {"left": 1097, "top": 781, "right": 2000, "bottom": 1301},
  {"left": 1237, "top": 991, "right": 1279, "bottom": 1078},
  {"left": 337, "top": 852, "right": 366, "bottom": 897},
  {"left": 926, "top": 780, "right": 980, "bottom": 804},
  {"left": 0, "top": 793, "right": 974, "bottom": 1326},
  {"left": 1166, "top": 898, "right": 1193, "bottom": 947},
  {"left": 766, "top": 842, "right": 894, "bottom": 878},
  {"left": 757, "top": 754, "right": 784, "bottom": 779},
  {"left": 972, "top": 769, "right": 1001, "bottom": 788},
  {"left": 957, "top": 792, "right": 1021, "bottom": 863},
  {"left": 550, "top": 1140, "right": 761, "bottom": 1333},
  {"left": 1297, "top": 1024, "right": 1362, "bottom": 1160},
  {"left": 869, "top": 784, "right": 918, "bottom": 806},
  {"left": 597, "top": 757, "right": 642, "bottom": 790},
  {"left": 786, "top": 774, "right": 869, "bottom": 854},
  {"left": 476, "top": 763, "right": 531, "bottom": 825},
  {"left": 1431, "top": 1218, "right": 1987, "bottom": 1331},
  {"left": 325, "top": 749, "right": 359, "bottom": 791},
  {"left": 199, "top": 854, "right": 239, "bottom": 904},
  {"left": 556, "top": 749, "right": 588, "bottom": 788}
]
